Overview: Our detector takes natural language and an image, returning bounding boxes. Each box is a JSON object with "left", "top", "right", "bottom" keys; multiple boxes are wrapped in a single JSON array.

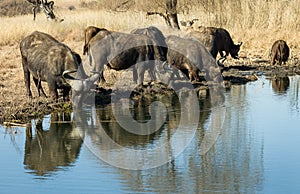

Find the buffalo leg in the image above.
[
  {"left": 47, "top": 80, "right": 58, "bottom": 101},
  {"left": 22, "top": 58, "right": 32, "bottom": 98},
  {"left": 271, "top": 55, "right": 276, "bottom": 65},
  {"left": 62, "top": 86, "right": 71, "bottom": 101},
  {"left": 278, "top": 57, "right": 283, "bottom": 66},
  {"left": 132, "top": 65, "right": 138, "bottom": 84},
  {"left": 136, "top": 65, "right": 146, "bottom": 85},
  {"left": 219, "top": 51, "right": 225, "bottom": 58},
  {"left": 33, "top": 77, "right": 47, "bottom": 97},
  {"left": 99, "top": 70, "right": 106, "bottom": 84},
  {"left": 148, "top": 61, "right": 156, "bottom": 82}
]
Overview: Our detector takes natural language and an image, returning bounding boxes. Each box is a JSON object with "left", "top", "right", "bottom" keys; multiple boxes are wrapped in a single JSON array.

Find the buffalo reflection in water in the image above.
[
  {"left": 73, "top": 87, "right": 212, "bottom": 171},
  {"left": 96, "top": 94, "right": 181, "bottom": 148},
  {"left": 24, "top": 113, "right": 82, "bottom": 176},
  {"left": 111, "top": 85, "right": 264, "bottom": 193},
  {"left": 271, "top": 76, "right": 290, "bottom": 95}
]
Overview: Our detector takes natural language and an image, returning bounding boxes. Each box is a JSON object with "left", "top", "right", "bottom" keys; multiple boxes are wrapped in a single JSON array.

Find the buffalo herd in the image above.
[{"left": 19, "top": 25, "right": 290, "bottom": 102}]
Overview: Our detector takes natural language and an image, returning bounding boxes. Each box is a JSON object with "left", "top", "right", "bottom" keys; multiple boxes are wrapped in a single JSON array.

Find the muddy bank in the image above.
[
  {"left": 0, "top": 97, "right": 72, "bottom": 125},
  {"left": 1, "top": 53, "right": 299, "bottom": 125}
]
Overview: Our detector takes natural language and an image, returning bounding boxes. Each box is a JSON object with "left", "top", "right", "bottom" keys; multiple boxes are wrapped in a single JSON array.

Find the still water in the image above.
[{"left": 1, "top": 76, "right": 300, "bottom": 193}]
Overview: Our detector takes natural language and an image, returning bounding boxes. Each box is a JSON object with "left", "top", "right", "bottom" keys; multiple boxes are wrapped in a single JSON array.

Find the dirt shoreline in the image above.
[{"left": 0, "top": 43, "right": 299, "bottom": 125}]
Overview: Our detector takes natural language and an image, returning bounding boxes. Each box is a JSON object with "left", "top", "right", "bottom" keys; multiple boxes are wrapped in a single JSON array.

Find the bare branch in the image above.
[
  {"left": 112, "top": 0, "right": 135, "bottom": 12},
  {"left": 146, "top": 11, "right": 172, "bottom": 27}
]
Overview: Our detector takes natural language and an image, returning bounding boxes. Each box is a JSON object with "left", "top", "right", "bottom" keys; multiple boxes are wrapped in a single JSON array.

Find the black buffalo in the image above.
[
  {"left": 131, "top": 26, "right": 168, "bottom": 82},
  {"left": 270, "top": 40, "right": 290, "bottom": 66},
  {"left": 186, "top": 29, "right": 218, "bottom": 59},
  {"left": 82, "top": 26, "right": 110, "bottom": 55},
  {"left": 85, "top": 31, "right": 167, "bottom": 85},
  {"left": 196, "top": 26, "right": 242, "bottom": 59},
  {"left": 20, "top": 31, "right": 81, "bottom": 101},
  {"left": 165, "top": 35, "right": 222, "bottom": 83},
  {"left": 64, "top": 31, "right": 168, "bottom": 107}
]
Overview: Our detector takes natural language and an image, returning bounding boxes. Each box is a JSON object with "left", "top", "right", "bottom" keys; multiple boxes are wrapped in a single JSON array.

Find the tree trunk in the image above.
[{"left": 166, "top": 0, "right": 180, "bottom": 29}]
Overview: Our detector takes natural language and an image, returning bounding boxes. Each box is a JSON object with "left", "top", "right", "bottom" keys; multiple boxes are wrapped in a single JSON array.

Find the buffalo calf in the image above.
[{"left": 271, "top": 40, "right": 290, "bottom": 66}]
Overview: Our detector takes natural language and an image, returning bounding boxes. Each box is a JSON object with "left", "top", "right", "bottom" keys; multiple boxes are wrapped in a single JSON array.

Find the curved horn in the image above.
[
  {"left": 162, "top": 61, "right": 167, "bottom": 70},
  {"left": 63, "top": 69, "right": 100, "bottom": 93},
  {"left": 162, "top": 60, "right": 174, "bottom": 70},
  {"left": 63, "top": 69, "right": 78, "bottom": 80}
]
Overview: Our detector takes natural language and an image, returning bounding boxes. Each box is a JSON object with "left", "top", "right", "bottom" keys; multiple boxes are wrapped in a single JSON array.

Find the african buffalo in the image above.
[
  {"left": 196, "top": 26, "right": 242, "bottom": 59},
  {"left": 82, "top": 26, "right": 110, "bottom": 55},
  {"left": 165, "top": 35, "right": 222, "bottom": 83},
  {"left": 64, "top": 31, "right": 168, "bottom": 107},
  {"left": 20, "top": 31, "right": 81, "bottom": 101},
  {"left": 186, "top": 29, "right": 218, "bottom": 59},
  {"left": 131, "top": 26, "right": 168, "bottom": 60},
  {"left": 131, "top": 26, "right": 168, "bottom": 82},
  {"left": 271, "top": 40, "right": 290, "bottom": 66},
  {"left": 86, "top": 31, "right": 166, "bottom": 84}
]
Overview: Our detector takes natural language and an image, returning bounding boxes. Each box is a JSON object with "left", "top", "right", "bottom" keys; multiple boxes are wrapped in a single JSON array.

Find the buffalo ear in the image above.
[{"left": 237, "top": 42, "right": 243, "bottom": 46}]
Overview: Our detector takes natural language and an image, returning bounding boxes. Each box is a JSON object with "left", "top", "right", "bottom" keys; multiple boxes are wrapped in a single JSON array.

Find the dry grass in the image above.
[{"left": 0, "top": 0, "right": 299, "bottom": 53}]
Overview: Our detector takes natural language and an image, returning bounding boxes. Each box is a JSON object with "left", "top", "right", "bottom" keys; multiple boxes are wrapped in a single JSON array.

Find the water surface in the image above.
[{"left": 1, "top": 76, "right": 300, "bottom": 193}]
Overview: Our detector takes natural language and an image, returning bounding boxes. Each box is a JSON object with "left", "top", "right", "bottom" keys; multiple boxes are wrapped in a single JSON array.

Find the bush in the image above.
[{"left": 0, "top": 0, "right": 33, "bottom": 17}]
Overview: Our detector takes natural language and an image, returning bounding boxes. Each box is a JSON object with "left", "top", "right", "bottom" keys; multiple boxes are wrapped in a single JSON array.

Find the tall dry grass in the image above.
[
  {"left": 0, "top": 9, "right": 166, "bottom": 46},
  {"left": 0, "top": 0, "right": 299, "bottom": 56}
]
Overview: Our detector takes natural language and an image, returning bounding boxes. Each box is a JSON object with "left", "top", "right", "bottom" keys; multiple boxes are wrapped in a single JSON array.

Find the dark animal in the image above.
[
  {"left": 270, "top": 40, "right": 290, "bottom": 66},
  {"left": 20, "top": 31, "right": 81, "bottom": 101},
  {"left": 186, "top": 30, "right": 218, "bottom": 59},
  {"left": 82, "top": 26, "right": 110, "bottom": 55},
  {"left": 131, "top": 26, "right": 168, "bottom": 82},
  {"left": 24, "top": 112, "right": 82, "bottom": 176},
  {"left": 165, "top": 35, "right": 222, "bottom": 82},
  {"left": 26, "top": 0, "right": 63, "bottom": 22},
  {"left": 196, "top": 26, "right": 242, "bottom": 59},
  {"left": 90, "top": 32, "right": 167, "bottom": 84},
  {"left": 131, "top": 26, "right": 168, "bottom": 60},
  {"left": 81, "top": 31, "right": 167, "bottom": 85},
  {"left": 64, "top": 31, "right": 168, "bottom": 106},
  {"left": 271, "top": 76, "right": 290, "bottom": 94}
]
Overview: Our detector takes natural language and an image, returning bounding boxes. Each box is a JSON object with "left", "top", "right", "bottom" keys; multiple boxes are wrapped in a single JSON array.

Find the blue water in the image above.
[{"left": 0, "top": 76, "right": 300, "bottom": 193}]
